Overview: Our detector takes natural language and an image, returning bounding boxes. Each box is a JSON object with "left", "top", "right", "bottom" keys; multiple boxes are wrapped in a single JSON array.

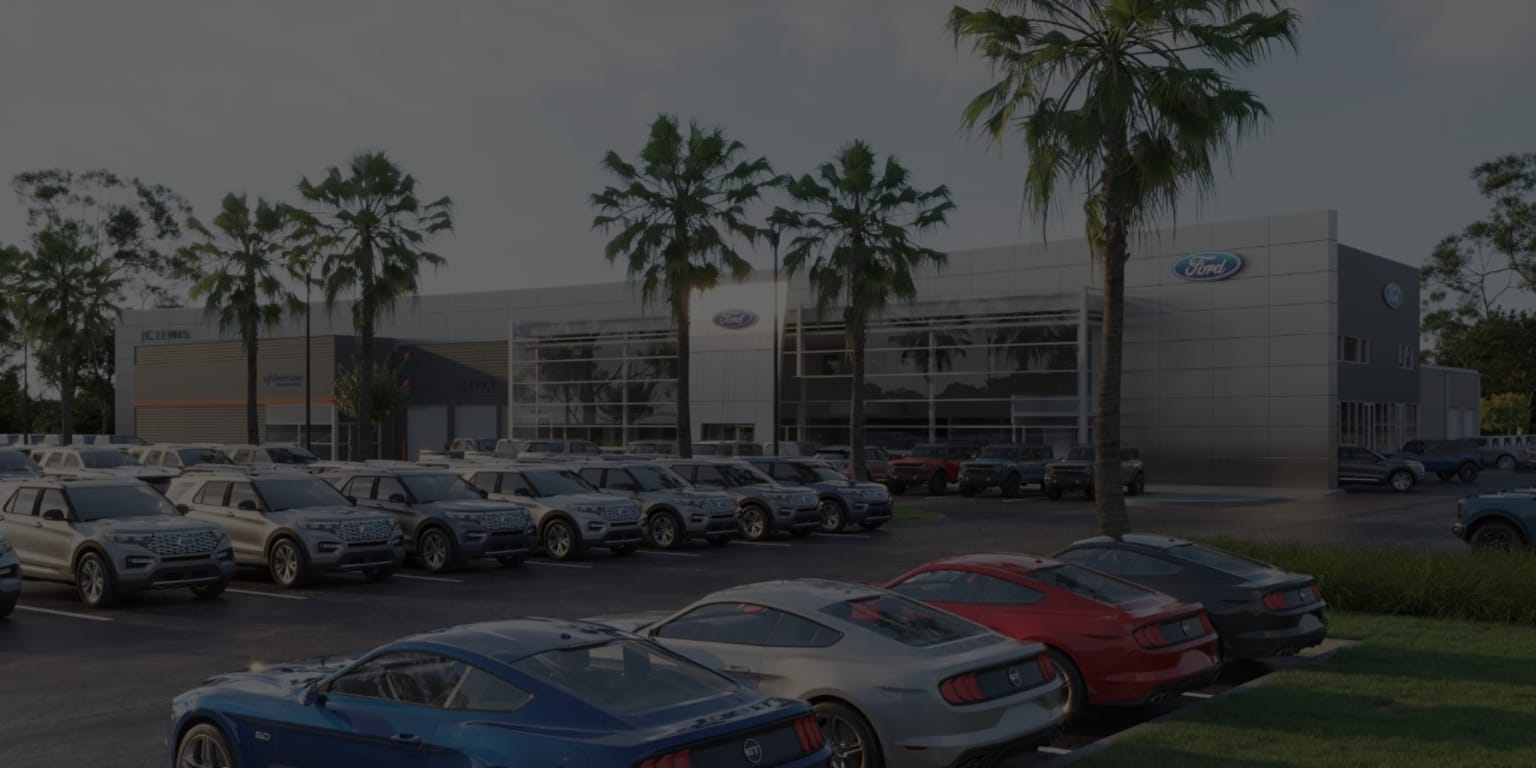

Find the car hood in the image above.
[
  {"left": 892, "top": 457, "right": 941, "bottom": 466},
  {"left": 76, "top": 466, "right": 177, "bottom": 479},
  {"left": 0, "top": 469, "right": 40, "bottom": 479},
  {"left": 266, "top": 506, "right": 394, "bottom": 524},
  {"left": 199, "top": 658, "right": 353, "bottom": 697},
  {"left": 582, "top": 610, "right": 673, "bottom": 634},
  {"left": 539, "top": 493, "right": 636, "bottom": 508},
  {"left": 81, "top": 515, "right": 224, "bottom": 536},
  {"left": 811, "top": 480, "right": 888, "bottom": 495},
  {"left": 415, "top": 499, "right": 529, "bottom": 515}
]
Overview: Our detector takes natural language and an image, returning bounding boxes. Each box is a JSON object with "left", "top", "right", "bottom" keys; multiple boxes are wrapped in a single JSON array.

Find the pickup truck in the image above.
[
  {"left": 1043, "top": 446, "right": 1146, "bottom": 499},
  {"left": 888, "top": 443, "right": 975, "bottom": 495},
  {"left": 1391, "top": 439, "right": 1480, "bottom": 483},
  {"left": 1453, "top": 486, "right": 1536, "bottom": 551},
  {"left": 957, "top": 444, "right": 1054, "bottom": 497}
]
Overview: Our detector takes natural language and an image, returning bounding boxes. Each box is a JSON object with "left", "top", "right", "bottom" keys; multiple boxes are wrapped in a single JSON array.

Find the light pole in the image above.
[
  {"left": 770, "top": 226, "right": 781, "bottom": 457},
  {"left": 301, "top": 258, "right": 313, "bottom": 452}
]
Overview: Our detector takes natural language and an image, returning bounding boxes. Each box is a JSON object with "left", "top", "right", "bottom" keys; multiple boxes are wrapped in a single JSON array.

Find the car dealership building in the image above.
[{"left": 115, "top": 210, "right": 1479, "bottom": 489}]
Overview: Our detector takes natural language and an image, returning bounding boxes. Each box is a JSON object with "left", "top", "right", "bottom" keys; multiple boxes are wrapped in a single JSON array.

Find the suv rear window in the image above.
[
  {"left": 1028, "top": 564, "right": 1154, "bottom": 605},
  {"left": 820, "top": 594, "right": 983, "bottom": 648}
]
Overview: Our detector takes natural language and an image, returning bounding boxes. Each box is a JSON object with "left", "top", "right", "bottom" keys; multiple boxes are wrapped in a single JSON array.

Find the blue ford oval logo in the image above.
[
  {"left": 713, "top": 309, "right": 759, "bottom": 330},
  {"left": 1172, "top": 251, "right": 1244, "bottom": 282}
]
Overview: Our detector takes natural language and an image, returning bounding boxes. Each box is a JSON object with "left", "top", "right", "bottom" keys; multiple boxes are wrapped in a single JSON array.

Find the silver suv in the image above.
[
  {"left": 745, "top": 457, "right": 894, "bottom": 532},
  {"left": 221, "top": 444, "right": 321, "bottom": 467},
  {"left": 462, "top": 464, "right": 644, "bottom": 561},
  {"left": 138, "top": 444, "right": 240, "bottom": 471},
  {"left": 0, "top": 478, "right": 235, "bottom": 608},
  {"left": 166, "top": 470, "right": 404, "bottom": 588},
  {"left": 31, "top": 445, "right": 181, "bottom": 492},
  {"left": 573, "top": 462, "right": 738, "bottom": 550},
  {"left": 1, "top": 531, "right": 21, "bottom": 618},
  {"left": 320, "top": 467, "right": 534, "bottom": 572},
  {"left": 1043, "top": 446, "right": 1147, "bottom": 499},
  {"left": 664, "top": 459, "right": 821, "bottom": 541}
]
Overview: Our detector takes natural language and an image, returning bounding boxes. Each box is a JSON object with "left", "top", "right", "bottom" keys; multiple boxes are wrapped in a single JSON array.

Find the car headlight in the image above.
[
  {"left": 304, "top": 521, "right": 341, "bottom": 534},
  {"left": 108, "top": 532, "right": 155, "bottom": 546}
]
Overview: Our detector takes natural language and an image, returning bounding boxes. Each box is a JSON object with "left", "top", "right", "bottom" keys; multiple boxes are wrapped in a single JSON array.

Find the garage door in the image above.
[
  {"left": 408, "top": 405, "right": 449, "bottom": 461},
  {"left": 455, "top": 404, "right": 499, "bottom": 442}
]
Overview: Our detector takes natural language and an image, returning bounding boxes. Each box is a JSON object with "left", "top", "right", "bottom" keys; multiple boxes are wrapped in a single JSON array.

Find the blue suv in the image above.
[
  {"left": 1453, "top": 486, "right": 1536, "bottom": 550},
  {"left": 1393, "top": 439, "right": 1481, "bottom": 483}
]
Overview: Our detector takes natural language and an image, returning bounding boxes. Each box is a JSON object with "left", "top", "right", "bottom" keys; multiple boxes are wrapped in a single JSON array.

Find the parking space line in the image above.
[
  {"left": 1004, "top": 498, "right": 1033, "bottom": 503},
  {"left": 226, "top": 588, "right": 309, "bottom": 601},
  {"left": 922, "top": 496, "right": 946, "bottom": 500},
  {"left": 395, "top": 574, "right": 465, "bottom": 584},
  {"left": 811, "top": 532, "right": 871, "bottom": 540},
  {"left": 1181, "top": 691, "right": 1214, "bottom": 699},
  {"left": 526, "top": 560, "right": 595, "bottom": 569},
  {"left": 733, "top": 540, "right": 793, "bottom": 548},
  {"left": 14, "top": 605, "right": 114, "bottom": 622},
  {"left": 1038, "top": 746, "right": 1072, "bottom": 755},
  {"left": 637, "top": 550, "right": 700, "bottom": 558}
]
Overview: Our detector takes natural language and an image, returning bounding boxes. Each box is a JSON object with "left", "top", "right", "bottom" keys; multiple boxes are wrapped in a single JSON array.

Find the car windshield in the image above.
[
  {"left": 1066, "top": 446, "right": 1093, "bottom": 460},
  {"left": 510, "top": 639, "right": 734, "bottom": 715},
  {"left": 717, "top": 462, "right": 773, "bottom": 486},
  {"left": 401, "top": 473, "right": 482, "bottom": 503},
  {"left": 980, "top": 446, "right": 1017, "bottom": 460},
  {"left": 628, "top": 465, "right": 690, "bottom": 491},
  {"left": 773, "top": 462, "right": 835, "bottom": 483},
  {"left": 1169, "top": 543, "right": 1278, "bottom": 579},
  {"left": 525, "top": 469, "right": 595, "bottom": 496},
  {"left": 815, "top": 447, "right": 851, "bottom": 459},
  {"left": 820, "top": 594, "right": 982, "bottom": 648},
  {"left": 0, "top": 451, "right": 37, "bottom": 472},
  {"left": 80, "top": 450, "right": 135, "bottom": 468},
  {"left": 268, "top": 446, "right": 319, "bottom": 464},
  {"left": 1029, "top": 564, "right": 1154, "bottom": 605},
  {"left": 66, "top": 483, "right": 179, "bottom": 521},
  {"left": 177, "top": 448, "right": 233, "bottom": 466},
  {"left": 257, "top": 476, "right": 352, "bottom": 511},
  {"left": 473, "top": 439, "right": 497, "bottom": 451}
]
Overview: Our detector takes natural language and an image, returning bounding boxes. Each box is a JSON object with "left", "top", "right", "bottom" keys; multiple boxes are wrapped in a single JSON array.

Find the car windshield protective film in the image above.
[
  {"left": 510, "top": 639, "right": 734, "bottom": 715},
  {"left": 719, "top": 462, "right": 772, "bottom": 486},
  {"left": 0, "top": 451, "right": 37, "bottom": 472},
  {"left": 980, "top": 446, "right": 1016, "bottom": 460},
  {"left": 258, "top": 476, "right": 352, "bottom": 511},
  {"left": 1029, "top": 564, "right": 1154, "bottom": 605},
  {"left": 526, "top": 469, "right": 596, "bottom": 497},
  {"left": 177, "top": 448, "right": 233, "bottom": 466},
  {"left": 401, "top": 473, "right": 482, "bottom": 503},
  {"left": 80, "top": 450, "right": 135, "bottom": 469},
  {"left": 1066, "top": 446, "right": 1094, "bottom": 460},
  {"left": 66, "top": 483, "right": 179, "bottom": 521},
  {"left": 1170, "top": 544, "right": 1278, "bottom": 579},
  {"left": 628, "top": 465, "right": 690, "bottom": 491},
  {"left": 821, "top": 593, "right": 982, "bottom": 648}
]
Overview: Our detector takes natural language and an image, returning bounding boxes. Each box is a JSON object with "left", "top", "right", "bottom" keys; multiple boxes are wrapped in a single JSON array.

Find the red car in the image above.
[
  {"left": 883, "top": 553, "right": 1221, "bottom": 717},
  {"left": 887, "top": 443, "right": 974, "bottom": 495}
]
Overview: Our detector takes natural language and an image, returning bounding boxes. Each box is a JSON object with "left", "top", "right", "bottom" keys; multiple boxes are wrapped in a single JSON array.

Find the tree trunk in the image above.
[
  {"left": 674, "top": 284, "right": 693, "bottom": 458},
  {"left": 58, "top": 344, "right": 74, "bottom": 445},
  {"left": 357, "top": 317, "right": 376, "bottom": 461},
  {"left": 245, "top": 317, "right": 260, "bottom": 444},
  {"left": 1094, "top": 183, "right": 1132, "bottom": 536},
  {"left": 849, "top": 313, "right": 867, "bottom": 481}
]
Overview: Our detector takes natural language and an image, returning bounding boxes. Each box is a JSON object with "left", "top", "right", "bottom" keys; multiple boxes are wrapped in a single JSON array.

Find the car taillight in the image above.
[
  {"left": 1263, "top": 590, "right": 1290, "bottom": 611},
  {"left": 637, "top": 748, "right": 693, "bottom": 768},
  {"left": 1036, "top": 654, "right": 1054, "bottom": 682},
  {"left": 1133, "top": 623, "right": 1168, "bottom": 649},
  {"left": 939, "top": 671, "right": 984, "bottom": 704},
  {"left": 793, "top": 714, "right": 824, "bottom": 752},
  {"left": 1198, "top": 611, "right": 1214, "bottom": 634}
]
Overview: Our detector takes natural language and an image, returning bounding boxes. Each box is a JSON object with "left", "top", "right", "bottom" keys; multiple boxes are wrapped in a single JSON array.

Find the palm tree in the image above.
[
  {"left": 179, "top": 194, "right": 299, "bottom": 443},
  {"left": 591, "top": 114, "right": 780, "bottom": 458},
  {"left": 291, "top": 151, "right": 454, "bottom": 460},
  {"left": 773, "top": 141, "right": 954, "bottom": 480},
  {"left": 949, "top": 0, "right": 1299, "bottom": 536}
]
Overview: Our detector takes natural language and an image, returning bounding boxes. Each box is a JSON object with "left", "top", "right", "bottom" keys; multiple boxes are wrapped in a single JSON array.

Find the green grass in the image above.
[
  {"left": 1074, "top": 612, "right": 1536, "bottom": 768},
  {"left": 1194, "top": 538, "right": 1536, "bottom": 626},
  {"left": 892, "top": 506, "right": 943, "bottom": 521}
]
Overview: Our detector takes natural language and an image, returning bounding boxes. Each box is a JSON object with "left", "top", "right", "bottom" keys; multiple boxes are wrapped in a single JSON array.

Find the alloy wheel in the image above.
[
  {"left": 650, "top": 514, "right": 679, "bottom": 549},
  {"left": 740, "top": 507, "right": 767, "bottom": 540},
  {"left": 178, "top": 731, "right": 233, "bottom": 768},
  {"left": 818, "top": 712, "right": 867, "bottom": 768},
  {"left": 420, "top": 529, "right": 450, "bottom": 571},
  {"left": 271, "top": 541, "right": 301, "bottom": 585},
  {"left": 79, "top": 557, "right": 105, "bottom": 604},
  {"left": 818, "top": 500, "right": 844, "bottom": 533},
  {"left": 1390, "top": 471, "right": 1412, "bottom": 492},
  {"left": 1499, "top": 455, "right": 1517, "bottom": 471},
  {"left": 544, "top": 520, "right": 574, "bottom": 559}
]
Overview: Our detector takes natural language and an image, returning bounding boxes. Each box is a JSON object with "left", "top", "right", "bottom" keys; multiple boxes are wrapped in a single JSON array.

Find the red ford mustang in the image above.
[{"left": 883, "top": 553, "right": 1221, "bottom": 717}]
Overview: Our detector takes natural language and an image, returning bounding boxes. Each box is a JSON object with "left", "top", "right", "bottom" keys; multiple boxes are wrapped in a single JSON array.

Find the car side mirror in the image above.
[
  {"left": 388, "top": 493, "right": 408, "bottom": 504},
  {"left": 237, "top": 500, "right": 259, "bottom": 511},
  {"left": 42, "top": 508, "right": 66, "bottom": 522},
  {"left": 475, "top": 488, "right": 488, "bottom": 499},
  {"left": 301, "top": 686, "right": 327, "bottom": 707},
  {"left": 175, "top": 503, "right": 190, "bottom": 514},
  {"left": 345, "top": 495, "right": 358, "bottom": 505}
]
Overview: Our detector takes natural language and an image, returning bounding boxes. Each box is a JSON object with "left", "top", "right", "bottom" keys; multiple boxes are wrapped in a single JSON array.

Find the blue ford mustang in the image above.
[{"left": 168, "top": 617, "right": 831, "bottom": 767}]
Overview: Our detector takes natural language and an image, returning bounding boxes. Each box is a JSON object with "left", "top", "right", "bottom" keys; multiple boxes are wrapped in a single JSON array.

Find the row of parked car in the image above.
[{"left": 164, "top": 534, "right": 1329, "bottom": 768}]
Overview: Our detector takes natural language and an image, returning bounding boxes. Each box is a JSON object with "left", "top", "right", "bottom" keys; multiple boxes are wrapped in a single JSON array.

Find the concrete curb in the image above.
[{"left": 1042, "top": 639, "right": 1362, "bottom": 766}]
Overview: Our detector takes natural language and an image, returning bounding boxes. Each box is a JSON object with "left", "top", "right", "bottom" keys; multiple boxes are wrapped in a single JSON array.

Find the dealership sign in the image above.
[
  {"left": 712, "top": 309, "right": 759, "bottom": 330},
  {"left": 140, "top": 328, "right": 193, "bottom": 341},
  {"left": 1172, "top": 251, "right": 1244, "bottom": 282}
]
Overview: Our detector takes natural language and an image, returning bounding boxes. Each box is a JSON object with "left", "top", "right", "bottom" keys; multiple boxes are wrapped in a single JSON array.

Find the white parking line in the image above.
[
  {"left": 1004, "top": 498, "right": 1033, "bottom": 503},
  {"left": 811, "top": 532, "right": 871, "bottom": 540},
  {"left": 395, "top": 574, "right": 464, "bottom": 584},
  {"left": 1181, "top": 691, "right": 1215, "bottom": 699},
  {"left": 733, "top": 540, "right": 793, "bottom": 548},
  {"left": 637, "top": 550, "right": 701, "bottom": 558},
  {"left": 1038, "top": 746, "right": 1072, "bottom": 755},
  {"left": 226, "top": 588, "right": 309, "bottom": 601},
  {"left": 526, "top": 560, "right": 595, "bottom": 569},
  {"left": 14, "top": 605, "right": 114, "bottom": 622}
]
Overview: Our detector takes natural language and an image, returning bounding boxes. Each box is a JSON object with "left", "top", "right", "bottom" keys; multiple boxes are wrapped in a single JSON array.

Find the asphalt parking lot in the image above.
[{"left": 0, "top": 471, "right": 1507, "bottom": 768}]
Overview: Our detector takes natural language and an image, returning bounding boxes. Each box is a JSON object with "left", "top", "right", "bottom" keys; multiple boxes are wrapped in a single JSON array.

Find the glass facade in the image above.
[
  {"left": 1339, "top": 401, "right": 1417, "bottom": 453},
  {"left": 511, "top": 328, "right": 679, "bottom": 446}
]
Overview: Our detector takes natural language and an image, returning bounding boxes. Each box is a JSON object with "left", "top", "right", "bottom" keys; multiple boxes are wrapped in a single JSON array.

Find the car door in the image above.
[
  {"left": 31, "top": 488, "right": 78, "bottom": 576},
  {"left": 279, "top": 652, "right": 462, "bottom": 768},
  {"left": 647, "top": 602, "right": 768, "bottom": 683},
  {"left": 0, "top": 486, "right": 57, "bottom": 577},
  {"left": 1336, "top": 448, "right": 1368, "bottom": 483},
  {"left": 225, "top": 481, "right": 276, "bottom": 558}
]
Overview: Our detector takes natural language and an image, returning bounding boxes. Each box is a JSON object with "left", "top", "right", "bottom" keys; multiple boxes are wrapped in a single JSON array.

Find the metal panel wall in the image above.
[
  {"left": 135, "top": 407, "right": 249, "bottom": 443},
  {"left": 454, "top": 404, "right": 499, "bottom": 441},
  {"left": 407, "top": 405, "right": 449, "bottom": 461}
]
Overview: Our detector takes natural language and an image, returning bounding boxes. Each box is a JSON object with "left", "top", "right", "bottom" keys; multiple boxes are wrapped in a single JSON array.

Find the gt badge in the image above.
[
  {"left": 743, "top": 737, "right": 763, "bottom": 764},
  {"left": 1007, "top": 666, "right": 1024, "bottom": 688}
]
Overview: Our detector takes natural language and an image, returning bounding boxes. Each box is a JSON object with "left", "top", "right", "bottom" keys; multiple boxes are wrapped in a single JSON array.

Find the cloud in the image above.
[{"left": 1380, "top": 0, "right": 1536, "bottom": 69}]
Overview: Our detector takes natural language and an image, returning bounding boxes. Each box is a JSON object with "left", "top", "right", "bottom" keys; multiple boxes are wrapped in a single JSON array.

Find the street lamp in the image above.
[{"left": 770, "top": 225, "right": 782, "bottom": 457}]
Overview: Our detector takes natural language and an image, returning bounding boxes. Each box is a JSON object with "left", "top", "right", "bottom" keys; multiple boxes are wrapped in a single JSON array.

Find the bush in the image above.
[{"left": 1195, "top": 537, "right": 1536, "bottom": 626}]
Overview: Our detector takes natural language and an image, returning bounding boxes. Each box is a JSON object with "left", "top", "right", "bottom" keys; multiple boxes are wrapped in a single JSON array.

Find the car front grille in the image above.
[
  {"left": 477, "top": 510, "right": 530, "bottom": 532},
  {"left": 706, "top": 498, "right": 735, "bottom": 516},
  {"left": 337, "top": 518, "right": 395, "bottom": 544},
  {"left": 603, "top": 505, "right": 641, "bottom": 523},
  {"left": 792, "top": 492, "right": 815, "bottom": 507},
  {"left": 147, "top": 530, "right": 221, "bottom": 557}
]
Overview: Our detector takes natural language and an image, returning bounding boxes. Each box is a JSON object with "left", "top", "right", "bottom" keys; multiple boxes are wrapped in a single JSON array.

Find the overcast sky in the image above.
[{"left": 2, "top": 1, "right": 1533, "bottom": 297}]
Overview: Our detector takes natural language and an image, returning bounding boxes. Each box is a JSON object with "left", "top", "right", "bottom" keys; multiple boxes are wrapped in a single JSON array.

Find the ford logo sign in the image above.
[
  {"left": 1172, "top": 251, "right": 1244, "bottom": 282},
  {"left": 713, "top": 309, "right": 759, "bottom": 330}
]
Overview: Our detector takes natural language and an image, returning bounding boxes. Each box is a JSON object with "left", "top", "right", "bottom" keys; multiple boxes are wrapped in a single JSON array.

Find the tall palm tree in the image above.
[
  {"left": 290, "top": 151, "right": 454, "bottom": 460},
  {"left": 178, "top": 193, "right": 299, "bottom": 444},
  {"left": 773, "top": 140, "right": 954, "bottom": 480},
  {"left": 949, "top": 0, "right": 1299, "bottom": 536},
  {"left": 591, "top": 114, "right": 780, "bottom": 458}
]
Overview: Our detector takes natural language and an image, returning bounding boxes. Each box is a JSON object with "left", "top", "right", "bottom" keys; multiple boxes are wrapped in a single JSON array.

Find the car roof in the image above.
[
  {"left": 404, "top": 617, "right": 626, "bottom": 661},
  {"left": 705, "top": 578, "right": 885, "bottom": 611},
  {"left": 1068, "top": 533, "right": 1191, "bottom": 549},
  {"left": 0, "top": 477, "right": 143, "bottom": 489}
]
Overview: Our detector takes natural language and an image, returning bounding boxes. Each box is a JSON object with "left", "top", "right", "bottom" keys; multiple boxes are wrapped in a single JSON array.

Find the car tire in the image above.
[
  {"left": 927, "top": 471, "right": 947, "bottom": 496},
  {"left": 818, "top": 498, "right": 848, "bottom": 533},
  {"left": 268, "top": 537, "right": 311, "bottom": 588},
  {"left": 417, "top": 526, "right": 461, "bottom": 573},
  {"left": 959, "top": 483, "right": 977, "bottom": 497},
  {"left": 1388, "top": 470, "right": 1414, "bottom": 493},
  {"left": 1498, "top": 454, "right": 1517, "bottom": 471},
  {"left": 1045, "top": 648, "right": 1087, "bottom": 721},
  {"left": 648, "top": 510, "right": 685, "bottom": 550},
  {"left": 1001, "top": 473, "right": 1021, "bottom": 498},
  {"left": 813, "top": 700, "right": 882, "bottom": 768},
  {"left": 74, "top": 551, "right": 118, "bottom": 609},
  {"left": 541, "top": 518, "right": 579, "bottom": 561},
  {"left": 497, "top": 554, "right": 525, "bottom": 568},
  {"left": 1470, "top": 520, "right": 1524, "bottom": 551},
  {"left": 738, "top": 505, "right": 770, "bottom": 542},
  {"left": 190, "top": 580, "right": 228, "bottom": 600},
  {"left": 176, "top": 723, "right": 240, "bottom": 768},
  {"left": 364, "top": 567, "right": 394, "bottom": 582},
  {"left": 1458, "top": 462, "right": 1480, "bottom": 482}
]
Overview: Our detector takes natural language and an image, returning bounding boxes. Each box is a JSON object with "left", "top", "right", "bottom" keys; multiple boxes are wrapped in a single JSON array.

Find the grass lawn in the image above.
[
  {"left": 892, "top": 506, "right": 943, "bottom": 521},
  {"left": 1072, "top": 612, "right": 1536, "bottom": 768}
]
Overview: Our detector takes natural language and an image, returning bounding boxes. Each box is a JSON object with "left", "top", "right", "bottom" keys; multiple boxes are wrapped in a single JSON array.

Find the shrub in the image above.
[{"left": 1194, "top": 537, "right": 1536, "bottom": 626}]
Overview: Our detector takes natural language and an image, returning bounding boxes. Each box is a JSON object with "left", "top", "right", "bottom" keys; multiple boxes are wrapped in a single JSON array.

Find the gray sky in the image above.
[{"left": 2, "top": 1, "right": 1533, "bottom": 297}]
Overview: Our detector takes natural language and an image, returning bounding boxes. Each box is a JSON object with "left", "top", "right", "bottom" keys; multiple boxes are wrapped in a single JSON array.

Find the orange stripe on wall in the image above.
[{"left": 133, "top": 397, "right": 337, "bottom": 407}]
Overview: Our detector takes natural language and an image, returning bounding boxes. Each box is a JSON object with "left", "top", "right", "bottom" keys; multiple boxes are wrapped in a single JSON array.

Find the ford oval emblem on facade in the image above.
[
  {"left": 1172, "top": 251, "right": 1244, "bottom": 282},
  {"left": 713, "top": 309, "right": 759, "bottom": 330}
]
